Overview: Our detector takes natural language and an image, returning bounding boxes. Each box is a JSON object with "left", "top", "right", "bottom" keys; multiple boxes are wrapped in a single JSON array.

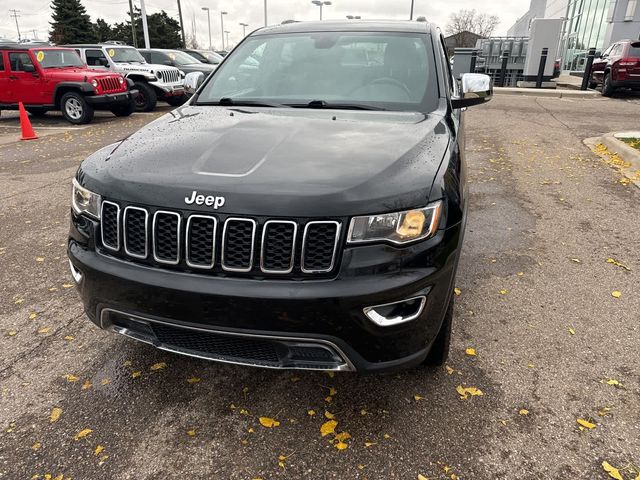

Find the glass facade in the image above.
[{"left": 562, "top": 0, "right": 609, "bottom": 70}]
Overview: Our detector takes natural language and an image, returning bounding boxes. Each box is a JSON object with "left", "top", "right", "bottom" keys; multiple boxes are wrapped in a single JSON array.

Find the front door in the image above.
[{"left": 7, "top": 51, "right": 43, "bottom": 105}]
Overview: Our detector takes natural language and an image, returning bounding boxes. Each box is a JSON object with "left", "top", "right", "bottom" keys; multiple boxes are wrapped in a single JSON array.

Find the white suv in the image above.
[{"left": 67, "top": 44, "right": 186, "bottom": 111}]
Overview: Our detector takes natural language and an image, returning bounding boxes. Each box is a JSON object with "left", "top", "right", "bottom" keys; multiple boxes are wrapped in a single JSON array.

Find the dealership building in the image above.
[{"left": 507, "top": 0, "right": 640, "bottom": 71}]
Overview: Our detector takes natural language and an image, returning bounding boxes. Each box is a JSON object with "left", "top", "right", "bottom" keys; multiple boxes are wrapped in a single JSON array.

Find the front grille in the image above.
[
  {"left": 158, "top": 69, "right": 180, "bottom": 84},
  {"left": 98, "top": 201, "right": 343, "bottom": 278},
  {"left": 98, "top": 77, "right": 123, "bottom": 93}
]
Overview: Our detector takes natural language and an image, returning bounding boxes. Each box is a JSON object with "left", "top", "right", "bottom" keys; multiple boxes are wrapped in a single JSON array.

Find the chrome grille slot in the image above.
[
  {"left": 123, "top": 206, "right": 148, "bottom": 258},
  {"left": 159, "top": 69, "right": 180, "bottom": 84},
  {"left": 222, "top": 218, "right": 256, "bottom": 272},
  {"left": 186, "top": 215, "right": 217, "bottom": 269},
  {"left": 153, "top": 211, "right": 181, "bottom": 265},
  {"left": 301, "top": 221, "right": 341, "bottom": 273},
  {"left": 100, "top": 201, "right": 120, "bottom": 251},
  {"left": 261, "top": 220, "right": 297, "bottom": 274}
]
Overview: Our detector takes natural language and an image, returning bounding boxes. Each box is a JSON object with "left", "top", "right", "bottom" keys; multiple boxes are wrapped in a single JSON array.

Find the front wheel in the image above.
[
  {"left": 60, "top": 92, "right": 94, "bottom": 125},
  {"left": 422, "top": 297, "right": 453, "bottom": 367},
  {"left": 133, "top": 82, "right": 158, "bottom": 112},
  {"left": 166, "top": 95, "right": 188, "bottom": 107},
  {"left": 110, "top": 101, "right": 136, "bottom": 117},
  {"left": 602, "top": 73, "right": 615, "bottom": 97}
]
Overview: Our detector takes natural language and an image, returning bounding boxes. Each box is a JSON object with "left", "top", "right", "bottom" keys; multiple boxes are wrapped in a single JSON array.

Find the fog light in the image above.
[
  {"left": 363, "top": 295, "right": 426, "bottom": 327},
  {"left": 68, "top": 260, "right": 83, "bottom": 284}
]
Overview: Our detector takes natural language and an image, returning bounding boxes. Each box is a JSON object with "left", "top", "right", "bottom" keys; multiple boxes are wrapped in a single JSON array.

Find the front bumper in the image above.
[
  {"left": 149, "top": 82, "right": 185, "bottom": 96},
  {"left": 68, "top": 218, "right": 463, "bottom": 373},
  {"left": 86, "top": 90, "right": 138, "bottom": 106}
]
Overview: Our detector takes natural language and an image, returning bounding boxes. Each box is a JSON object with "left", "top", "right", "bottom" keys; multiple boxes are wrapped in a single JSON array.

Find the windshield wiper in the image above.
[
  {"left": 200, "top": 97, "right": 289, "bottom": 108},
  {"left": 290, "top": 100, "right": 387, "bottom": 111}
]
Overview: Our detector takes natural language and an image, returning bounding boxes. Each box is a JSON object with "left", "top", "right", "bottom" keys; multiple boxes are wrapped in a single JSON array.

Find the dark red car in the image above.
[
  {"left": 0, "top": 45, "right": 137, "bottom": 124},
  {"left": 589, "top": 39, "right": 640, "bottom": 96}
]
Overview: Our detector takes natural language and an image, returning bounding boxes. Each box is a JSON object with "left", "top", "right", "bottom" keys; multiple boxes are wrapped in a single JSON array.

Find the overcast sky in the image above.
[{"left": 1, "top": 0, "right": 529, "bottom": 48}]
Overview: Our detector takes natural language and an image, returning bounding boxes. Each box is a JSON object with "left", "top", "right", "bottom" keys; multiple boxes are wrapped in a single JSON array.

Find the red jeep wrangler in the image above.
[{"left": 0, "top": 45, "right": 137, "bottom": 124}]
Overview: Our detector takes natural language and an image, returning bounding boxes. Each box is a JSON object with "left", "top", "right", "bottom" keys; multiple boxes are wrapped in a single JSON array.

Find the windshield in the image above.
[
  {"left": 167, "top": 50, "right": 202, "bottom": 65},
  {"left": 35, "top": 49, "right": 85, "bottom": 68},
  {"left": 196, "top": 31, "right": 438, "bottom": 112},
  {"left": 108, "top": 47, "right": 146, "bottom": 63},
  {"left": 202, "top": 51, "right": 223, "bottom": 64}
]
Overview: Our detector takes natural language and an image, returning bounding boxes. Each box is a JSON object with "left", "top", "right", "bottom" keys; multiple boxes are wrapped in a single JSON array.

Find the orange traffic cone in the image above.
[{"left": 18, "top": 102, "right": 38, "bottom": 141}]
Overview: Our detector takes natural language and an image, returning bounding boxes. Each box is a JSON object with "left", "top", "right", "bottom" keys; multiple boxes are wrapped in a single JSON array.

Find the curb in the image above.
[
  {"left": 584, "top": 133, "right": 640, "bottom": 188},
  {"left": 494, "top": 87, "right": 600, "bottom": 98}
]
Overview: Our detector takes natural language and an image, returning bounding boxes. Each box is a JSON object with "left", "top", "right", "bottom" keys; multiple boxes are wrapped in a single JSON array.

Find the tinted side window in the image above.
[
  {"left": 151, "top": 52, "right": 166, "bottom": 64},
  {"left": 139, "top": 51, "right": 151, "bottom": 62},
  {"left": 9, "top": 52, "right": 34, "bottom": 71},
  {"left": 0, "top": 53, "right": 4, "bottom": 71},
  {"left": 86, "top": 49, "right": 108, "bottom": 66}
]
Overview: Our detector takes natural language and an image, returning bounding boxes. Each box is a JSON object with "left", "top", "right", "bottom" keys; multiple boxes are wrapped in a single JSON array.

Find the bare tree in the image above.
[{"left": 445, "top": 9, "right": 499, "bottom": 49}]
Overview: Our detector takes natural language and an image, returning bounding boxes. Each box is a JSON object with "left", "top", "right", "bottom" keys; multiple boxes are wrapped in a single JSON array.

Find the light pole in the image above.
[
  {"left": 224, "top": 30, "right": 230, "bottom": 49},
  {"left": 220, "top": 11, "right": 228, "bottom": 50},
  {"left": 410, "top": 0, "right": 414, "bottom": 20},
  {"left": 202, "top": 7, "right": 212, "bottom": 50},
  {"left": 264, "top": 0, "right": 268, "bottom": 26},
  {"left": 140, "top": 0, "right": 151, "bottom": 48},
  {"left": 239, "top": 22, "right": 249, "bottom": 37},
  {"left": 311, "top": 1, "right": 332, "bottom": 20}
]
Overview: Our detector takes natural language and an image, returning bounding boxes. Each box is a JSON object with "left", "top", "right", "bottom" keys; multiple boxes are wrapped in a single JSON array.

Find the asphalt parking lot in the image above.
[{"left": 0, "top": 95, "right": 639, "bottom": 480}]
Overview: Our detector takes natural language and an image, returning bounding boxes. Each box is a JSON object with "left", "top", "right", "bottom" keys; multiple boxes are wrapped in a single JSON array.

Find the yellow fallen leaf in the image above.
[
  {"left": 320, "top": 420, "right": 337, "bottom": 437},
  {"left": 465, "top": 347, "right": 477, "bottom": 356},
  {"left": 360, "top": 409, "right": 368, "bottom": 416},
  {"left": 454, "top": 287, "right": 461, "bottom": 296},
  {"left": 364, "top": 441, "right": 377, "bottom": 447},
  {"left": 29, "top": 312, "right": 37, "bottom": 320},
  {"left": 307, "top": 410, "right": 316, "bottom": 416},
  {"left": 132, "top": 371, "right": 141, "bottom": 378},
  {"left": 519, "top": 409, "right": 529, "bottom": 415},
  {"left": 576, "top": 418, "right": 596, "bottom": 429},
  {"left": 358, "top": 464, "right": 365, "bottom": 470},
  {"left": 383, "top": 433, "right": 391, "bottom": 439},
  {"left": 100, "top": 378, "right": 110, "bottom": 386},
  {"left": 63, "top": 374, "right": 79, "bottom": 382},
  {"left": 62, "top": 283, "right": 74, "bottom": 289},
  {"left": 50, "top": 407, "right": 62, "bottom": 423},
  {"left": 15, "top": 298, "right": 24, "bottom": 304},
  {"left": 517, "top": 271, "right": 524, "bottom": 276},
  {"left": 456, "top": 385, "right": 484, "bottom": 400},
  {"left": 418, "top": 475, "right": 429, "bottom": 480},
  {"left": 290, "top": 376, "right": 300, "bottom": 382},
  {"left": 324, "top": 396, "right": 333, "bottom": 403},
  {"left": 81, "top": 380, "right": 92, "bottom": 390},
  {"left": 611, "top": 291, "right": 622, "bottom": 298},
  {"left": 527, "top": 362, "right": 535, "bottom": 368},
  {"left": 571, "top": 258, "right": 581, "bottom": 263},
  {"left": 150, "top": 362, "right": 167, "bottom": 371},
  {"left": 186, "top": 377, "right": 201, "bottom": 384},
  {"left": 414, "top": 394, "right": 424, "bottom": 401},
  {"left": 334, "top": 432, "right": 351, "bottom": 442},
  {"left": 38, "top": 327, "right": 50, "bottom": 334},
  {"left": 32, "top": 442, "right": 41, "bottom": 451},
  {"left": 259, "top": 417, "right": 280, "bottom": 428},
  {"left": 7, "top": 330, "right": 17, "bottom": 337},
  {"left": 324, "top": 411, "right": 335, "bottom": 420},
  {"left": 63, "top": 335, "right": 74, "bottom": 341},
  {"left": 446, "top": 366, "right": 454, "bottom": 375},
  {"left": 499, "top": 289, "right": 508, "bottom": 295},
  {"left": 335, "top": 441, "right": 348, "bottom": 450},
  {"left": 568, "top": 328, "right": 576, "bottom": 335},
  {"left": 123, "top": 360, "right": 132, "bottom": 367},
  {"left": 95, "top": 445, "right": 104, "bottom": 455},
  {"left": 187, "top": 429, "right": 196, "bottom": 437},
  {"left": 606, "top": 258, "right": 631, "bottom": 271},
  {"left": 606, "top": 379, "right": 621, "bottom": 386},
  {"left": 74, "top": 428, "right": 93, "bottom": 440},
  {"left": 602, "top": 461, "right": 624, "bottom": 480},
  {"left": 240, "top": 409, "right": 249, "bottom": 415},
  {"left": 36, "top": 257, "right": 44, "bottom": 262},
  {"left": 598, "top": 407, "right": 611, "bottom": 417}
]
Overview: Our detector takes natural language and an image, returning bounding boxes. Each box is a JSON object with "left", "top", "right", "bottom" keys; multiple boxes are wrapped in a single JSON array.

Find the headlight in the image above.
[
  {"left": 156, "top": 71, "right": 162, "bottom": 80},
  {"left": 72, "top": 178, "right": 101, "bottom": 219},
  {"left": 179, "top": 70, "right": 185, "bottom": 78},
  {"left": 118, "top": 77, "right": 124, "bottom": 84},
  {"left": 91, "top": 79, "right": 98, "bottom": 88},
  {"left": 348, "top": 201, "right": 443, "bottom": 245}
]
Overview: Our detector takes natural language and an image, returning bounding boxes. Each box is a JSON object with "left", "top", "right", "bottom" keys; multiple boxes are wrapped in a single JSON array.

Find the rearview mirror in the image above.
[
  {"left": 184, "top": 71, "right": 205, "bottom": 95},
  {"left": 451, "top": 73, "right": 492, "bottom": 109}
]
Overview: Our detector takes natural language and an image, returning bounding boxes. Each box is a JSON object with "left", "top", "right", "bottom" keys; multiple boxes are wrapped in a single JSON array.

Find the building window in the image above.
[
  {"left": 606, "top": 0, "right": 617, "bottom": 20},
  {"left": 625, "top": 0, "right": 638, "bottom": 19}
]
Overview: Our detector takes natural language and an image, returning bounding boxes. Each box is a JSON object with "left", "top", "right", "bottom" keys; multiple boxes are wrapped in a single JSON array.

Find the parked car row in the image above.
[
  {"left": 0, "top": 42, "right": 221, "bottom": 124},
  {"left": 588, "top": 39, "right": 640, "bottom": 96}
]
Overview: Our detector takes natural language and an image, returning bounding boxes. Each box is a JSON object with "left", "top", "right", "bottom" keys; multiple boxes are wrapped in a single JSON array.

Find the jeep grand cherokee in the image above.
[{"left": 68, "top": 20, "right": 492, "bottom": 373}]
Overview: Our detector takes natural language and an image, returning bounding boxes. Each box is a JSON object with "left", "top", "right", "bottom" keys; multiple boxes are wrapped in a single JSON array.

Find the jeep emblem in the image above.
[{"left": 184, "top": 190, "right": 226, "bottom": 209}]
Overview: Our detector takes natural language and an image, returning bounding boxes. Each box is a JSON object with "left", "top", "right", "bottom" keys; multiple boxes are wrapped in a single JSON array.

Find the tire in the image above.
[
  {"left": 26, "top": 107, "right": 48, "bottom": 117},
  {"left": 602, "top": 72, "right": 615, "bottom": 97},
  {"left": 166, "top": 95, "right": 188, "bottom": 107},
  {"left": 60, "top": 92, "right": 94, "bottom": 125},
  {"left": 422, "top": 296, "right": 453, "bottom": 367},
  {"left": 110, "top": 101, "right": 136, "bottom": 117},
  {"left": 133, "top": 82, "right": 157, "bottom": 112}
]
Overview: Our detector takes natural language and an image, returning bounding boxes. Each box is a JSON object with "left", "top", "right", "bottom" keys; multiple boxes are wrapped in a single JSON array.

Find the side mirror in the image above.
[
  {"left": 162, "top": 59, "right": 173, "bottom": 66},
  {"left": 101, "top": 59, "right": 110, "bottom": 67},
  {"left": 451, "top": 73, "right": 492, "bottom": 109},
  {"left": 24, "top": 64, "right": 36, "bottom": 73},
  {"left": 184, "top": 71, "right": 205, "bottom": 95}
]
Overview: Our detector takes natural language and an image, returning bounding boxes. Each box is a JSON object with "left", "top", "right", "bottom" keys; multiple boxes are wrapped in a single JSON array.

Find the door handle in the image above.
[{"left": 9, "top": 75, "right": 18, "bottom": 80}]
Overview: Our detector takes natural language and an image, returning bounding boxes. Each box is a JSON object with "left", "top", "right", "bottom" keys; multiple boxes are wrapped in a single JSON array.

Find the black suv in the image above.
[{"left": 68, "top": 20, "right": 492, "bottom": 373}]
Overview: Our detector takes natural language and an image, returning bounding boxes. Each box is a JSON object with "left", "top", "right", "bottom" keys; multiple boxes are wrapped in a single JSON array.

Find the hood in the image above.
[
  {"left": 44, "top": 68, "right": 121, "bottom": 81},
  {"left": 79, "top": 106, "right": 450, "bottom": 217},
  {"left": 115, "top": 62, "right": 180, "bottom": 73}
]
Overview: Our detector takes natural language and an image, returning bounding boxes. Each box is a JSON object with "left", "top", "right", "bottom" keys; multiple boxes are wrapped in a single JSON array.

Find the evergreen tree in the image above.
[
  {"left": 49, "top": 0, "right": 97, "bottom": 44},
  {"left": 93, "top": 18, "right": 113, "bottom": 42},
  {"left": 110, "top": 8, "right": 182, "bottom": 48}
]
